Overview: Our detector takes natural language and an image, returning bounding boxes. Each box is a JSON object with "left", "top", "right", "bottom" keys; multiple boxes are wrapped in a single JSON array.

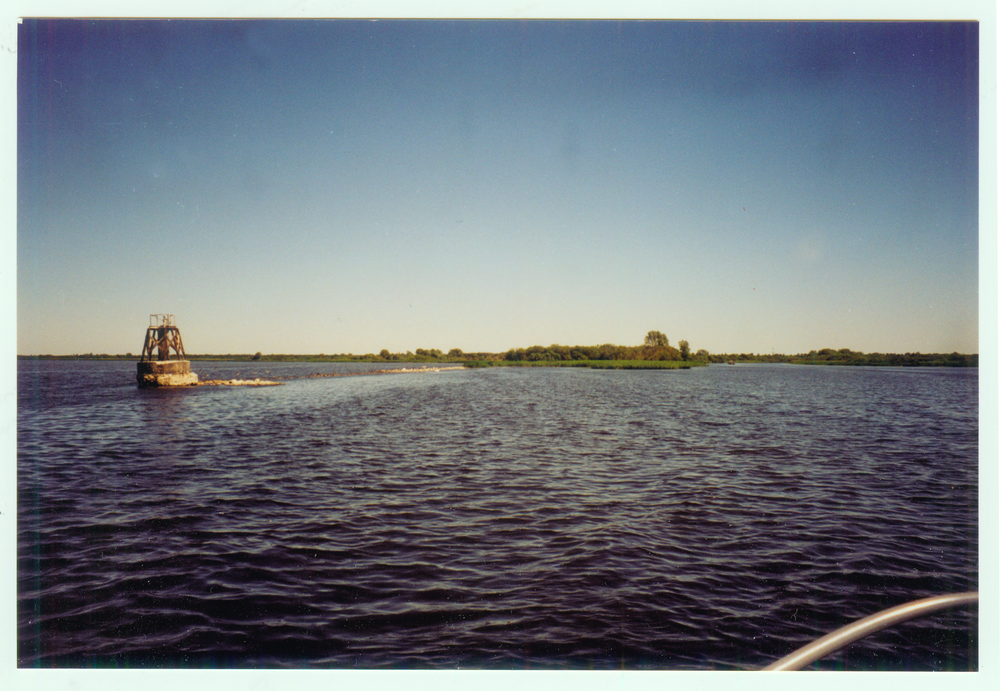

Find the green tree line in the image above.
[{"left": 19, "top": 337, "right": 977, "bottom": 367}]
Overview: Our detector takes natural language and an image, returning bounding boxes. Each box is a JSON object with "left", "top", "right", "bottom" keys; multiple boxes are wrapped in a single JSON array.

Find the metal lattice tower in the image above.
[{"left": 140, "top": 314, "right": 187, "bottom": 362}]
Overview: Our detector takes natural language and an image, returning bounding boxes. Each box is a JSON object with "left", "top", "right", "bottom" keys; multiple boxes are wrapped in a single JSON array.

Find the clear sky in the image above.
[{"left": 13, "top": 10, "right": 986, "bottom": 356}]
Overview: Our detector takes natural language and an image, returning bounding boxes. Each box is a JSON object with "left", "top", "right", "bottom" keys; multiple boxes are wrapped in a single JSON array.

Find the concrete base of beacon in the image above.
[{"left": 136, "top": 360, "right": 199, "bottom": 387}]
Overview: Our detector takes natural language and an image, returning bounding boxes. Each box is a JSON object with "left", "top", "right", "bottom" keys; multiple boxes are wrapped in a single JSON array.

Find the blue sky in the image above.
[{"left": 13, "top": 10, "right": 987, "bottom": 356}]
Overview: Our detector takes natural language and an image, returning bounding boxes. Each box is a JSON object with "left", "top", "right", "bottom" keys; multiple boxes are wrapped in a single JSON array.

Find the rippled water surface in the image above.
[{"left": 17, "top": 361, "right": 978, "bottom": 669}]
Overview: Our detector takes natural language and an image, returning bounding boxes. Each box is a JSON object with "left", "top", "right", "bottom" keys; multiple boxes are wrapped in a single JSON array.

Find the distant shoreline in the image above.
[{"left": 16, "top": 352, "right": 979, "bottom": 367}]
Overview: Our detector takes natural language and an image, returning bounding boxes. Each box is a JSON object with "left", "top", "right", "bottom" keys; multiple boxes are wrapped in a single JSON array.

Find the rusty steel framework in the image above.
[{"left": 140, "top": 314, "right": 187, "bottom": 362}]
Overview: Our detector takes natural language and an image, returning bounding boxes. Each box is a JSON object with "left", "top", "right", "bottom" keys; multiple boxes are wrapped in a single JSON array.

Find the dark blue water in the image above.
[{"left": 17, "top": 361, "right": 978, "bottom": 670}]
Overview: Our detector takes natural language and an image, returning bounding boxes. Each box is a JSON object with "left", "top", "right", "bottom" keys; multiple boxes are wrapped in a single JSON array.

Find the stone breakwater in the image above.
[
  {"left": 305, "top": 366, "right": 465, "bottom": 379},
  {"left": 195, "top": 366, "right": 465, "bottom": 387},
  {"left": 197, "top": 379, "right": 283, "bottom": 386}
]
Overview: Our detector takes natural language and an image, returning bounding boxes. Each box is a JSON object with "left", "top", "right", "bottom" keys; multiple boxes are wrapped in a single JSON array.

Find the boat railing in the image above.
[{"left": 763, "top": 591, "right": 978, "bottom": 670}]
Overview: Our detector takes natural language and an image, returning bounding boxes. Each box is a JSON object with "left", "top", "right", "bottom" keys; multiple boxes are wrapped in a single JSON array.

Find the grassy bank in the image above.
[
  {"left": 788, "top": 353, "right": 978, "bottom": 367},
  {"left": 464, "top": 360, "right": 703, "bottom": 370}
]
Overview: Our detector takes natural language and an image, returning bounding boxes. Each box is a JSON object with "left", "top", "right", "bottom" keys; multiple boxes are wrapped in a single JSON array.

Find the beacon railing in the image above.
[{"left": 763, "top": 591, "right": 979, "bottom": 671}]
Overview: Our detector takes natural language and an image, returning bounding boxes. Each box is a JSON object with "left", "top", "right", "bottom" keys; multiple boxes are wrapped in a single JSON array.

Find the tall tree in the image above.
[
  {"left": 679, "top": 340, "right": 690, "bottom": 361},
  {"left": 644, "top": 330, "right": 668, "bottom": 348}
]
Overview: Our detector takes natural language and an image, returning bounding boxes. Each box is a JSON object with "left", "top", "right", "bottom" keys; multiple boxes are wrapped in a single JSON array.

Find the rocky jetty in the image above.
[
  {"left": 306, "top": 366, "right": 465, "bottom": 379},
  {"left": 197, "top": 379, "right": 283, "bottom": 386}
]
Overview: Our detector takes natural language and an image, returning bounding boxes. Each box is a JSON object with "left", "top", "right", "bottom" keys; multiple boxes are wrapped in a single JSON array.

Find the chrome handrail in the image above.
[{"left": 763, "top": 591, "right": 979, "bottom": 671}]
